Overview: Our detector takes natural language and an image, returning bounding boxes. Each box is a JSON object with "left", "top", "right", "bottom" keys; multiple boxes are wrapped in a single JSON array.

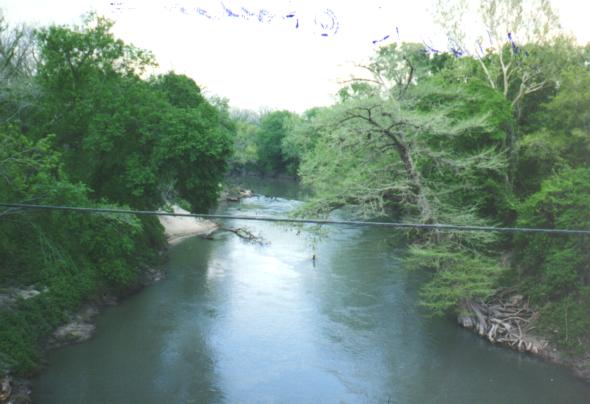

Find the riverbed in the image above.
[{"left": 33, "top": 179, "right": 590, "bottom": 403}]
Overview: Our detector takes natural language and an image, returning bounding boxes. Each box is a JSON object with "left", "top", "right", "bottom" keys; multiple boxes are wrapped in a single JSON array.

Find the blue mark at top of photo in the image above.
[
  {"left": 109, "top": 1, "right": 338, "bottom": 37},
  {"left": 372, "top": 34, "right": 390, "bottom": 45},
  {"left": 507, "top": 32, "right": 521, "bottom": 54},
  {"left": 221, "top": 2, "right": 240, "bottom": 18},
  {"left": 313, "top": 8, "right": 339, "bottom": 37}
]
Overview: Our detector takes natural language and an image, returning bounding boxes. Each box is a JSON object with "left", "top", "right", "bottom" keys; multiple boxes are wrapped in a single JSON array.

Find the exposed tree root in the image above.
[{"left": 458, "top": 293, "right": 548, "bottom": 354}]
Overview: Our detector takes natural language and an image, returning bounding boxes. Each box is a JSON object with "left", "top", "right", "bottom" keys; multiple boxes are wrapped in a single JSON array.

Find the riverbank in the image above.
[
  {"left": 459, "top": 294, "right": 590, "bottom": 384},
  {"left": 1, "top": 206, "right": 218, "bottom": 404}
]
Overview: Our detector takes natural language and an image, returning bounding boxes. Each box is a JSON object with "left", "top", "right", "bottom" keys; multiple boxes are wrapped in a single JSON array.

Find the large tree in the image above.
[
  {"left": 0, "top": 13, "right": 38, "bottom": 125},
  {"left": 435, "top": 0, "right": 561, "bottom": 108},
  {"left": 435, "top": 0, "right": 564, "bottom": 178},
  {"left": 33, "top": 15, "right": 233, "bottom": 211},
  {"left": 300, "top": 43, "right": 510, "bottom": 224},
  {"left": 297, "top": 43, "right": 513, "bottom": 313}
]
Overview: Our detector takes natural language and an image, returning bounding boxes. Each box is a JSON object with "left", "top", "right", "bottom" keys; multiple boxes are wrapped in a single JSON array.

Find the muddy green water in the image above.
[{"left": 33, "top": 179, "right": 590, "bottom": 403}]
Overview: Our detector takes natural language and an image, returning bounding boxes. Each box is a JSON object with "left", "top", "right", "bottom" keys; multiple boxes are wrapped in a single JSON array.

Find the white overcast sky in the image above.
[{"left": 2, "top": 0, "right": 590, "bottom": 112}]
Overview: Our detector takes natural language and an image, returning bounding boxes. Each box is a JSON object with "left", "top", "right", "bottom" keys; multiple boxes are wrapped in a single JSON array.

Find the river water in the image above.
[{"left": 33, "top": 179, "right": 590, "bottom": 403}]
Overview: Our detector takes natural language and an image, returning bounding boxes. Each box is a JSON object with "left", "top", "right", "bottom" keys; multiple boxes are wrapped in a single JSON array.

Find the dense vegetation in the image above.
[
  {"left": 0, "top": 14, "right": 233, "bottom": 375},
  {"left": 230, "top": 1, "right": 590, "bottom": 352},
  {"left": 229, "top": 109, "right": 301, "bottom": 177}
]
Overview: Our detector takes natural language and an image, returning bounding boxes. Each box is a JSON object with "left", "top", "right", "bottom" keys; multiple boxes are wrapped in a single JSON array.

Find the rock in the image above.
[
  {"left": 50, "top": 322, "right": 95, "bottom": 347},
  {"left": 100, "top": 294, "right": 118, "bottom": 306},
  {"left": 509, "top": 294, "right": 524, "bottom": 305},
  {"left": 238, "top": 189, "right": 253, "bottom": 199},
  {"left": 0, "top": 377, "right": 11, "bottom": 402},
  {"left": 5, "top": 378, "right": 31, "bottom": 404},
  {"left": 457, "top": 314, "right": 475, "bottom": 329},
  {"left": 14, "top": 289, "right": 40, "bottom": 300},
  {"left": 77, "top": 305, "right": 99, "bottom": 323},
  {"left": 0, "top": 286, "right": 45, "bottom": 309},
  {"left": 140, "top": 268, "right": 166, "bottom": 286}
]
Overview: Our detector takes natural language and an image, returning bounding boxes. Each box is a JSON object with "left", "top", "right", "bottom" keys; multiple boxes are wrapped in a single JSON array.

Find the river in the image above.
[{"left": 33, "top": 178, "right": 590, "bottom": 403}]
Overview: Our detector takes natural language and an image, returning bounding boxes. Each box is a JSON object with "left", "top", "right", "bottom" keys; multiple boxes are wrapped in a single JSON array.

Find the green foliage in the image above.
[
  {"left": 295, "top": 43, "right": 510, "bottom": 317},
  {"left": 281, "top": 107, "right": 323, "bottom": 173},
  {"left": 229, "top": 107, "right": 319, "bottom": 177},
  {"left": 152, "top": 73, "right": 234, "bottom": 211},
  {"left": 516, "top": 64, "right": 590, "bottom": 196},
  {"left": 32, "top": 16, "right": 232, "bottom": 212},
  {"left": 0, "top": 13, "right": 231, "bottom": 377},
  {"left": 0, "top": 127, "right": 165, "bottom": 375},
  {"left": 516, "top": 168, "right": 590, "bottom": 298},
  {"left": 256, "top": 110, "right": 298, "bottom": 175},
  {"left": 536, "top": 289, "right": 590, "bottom": 350},
  {"left": 514, "top": 167, "right": 590, "bottom": 349},
  {"left": 230, "top": 118, "right": 259, "bottom": 172},
  {"left": 409, "top": 242, "right": 504, "bottom": 315},
  {"left": 299, "top": 44, "right": 511, "bottom": 222}
]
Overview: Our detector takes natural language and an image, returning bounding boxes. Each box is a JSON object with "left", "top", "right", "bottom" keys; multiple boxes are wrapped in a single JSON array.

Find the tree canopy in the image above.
[{"left": 0, "top": 13, "right": 235, "bottom": 376}]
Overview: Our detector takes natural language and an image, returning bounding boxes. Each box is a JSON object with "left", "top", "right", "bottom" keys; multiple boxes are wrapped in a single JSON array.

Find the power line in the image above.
[{"left": 1, "top": 202, "right": 589, "bottom": 236}]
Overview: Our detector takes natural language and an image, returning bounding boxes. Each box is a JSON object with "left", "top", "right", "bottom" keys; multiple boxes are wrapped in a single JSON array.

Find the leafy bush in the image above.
[{"left": 515, "top": 168, "right": 590, "bottom": 348}]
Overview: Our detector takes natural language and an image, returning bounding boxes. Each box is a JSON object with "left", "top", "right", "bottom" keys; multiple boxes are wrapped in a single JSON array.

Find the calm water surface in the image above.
[{"left": 33, "top": 179, "right": 590, "bottom": 403}]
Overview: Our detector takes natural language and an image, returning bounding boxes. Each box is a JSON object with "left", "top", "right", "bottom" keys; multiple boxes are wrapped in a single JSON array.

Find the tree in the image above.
[
  {"left": 151, "top": 73, "right": 234, "bottom": 211},
  {"left": 300, "top": 44, "right": 509, "bottom": 224},
  {"left": 0, "top": 127, "right": 165, "bottom": 375},
  {"left": 230, "top": 118, "right": 259, "bottom": 173},
  {"left": 0, "top": 12, "right": 236, "bottom": 377},
  {"left": 341, "top": 43, "right": 432, "bottom": 100},
  {"left": 516, "top": 64, "right": 590, "bottom": 195},
  {"left": 435, "top": 0, "right": 561, "bottom": 108},
  {"left": 281, "top": 107, "right": 324, "bottom": 174},
  {"left": 33, "top": 15, "right": 232, "bottom": 212},
  {"left": 514, "top": 167, "right": 590, "bottom": 348},
  {"left": 0, "top": 12, "right": 38, "bottom": 124},
  {"left": 435, "top": 0, "right": 564, "bottom": 179},
  {"left": 256, "top": 110, "right": 297, "bottom": 175},
  {"left": 296, "top": 44, "right": 513, "bottom": 313}
]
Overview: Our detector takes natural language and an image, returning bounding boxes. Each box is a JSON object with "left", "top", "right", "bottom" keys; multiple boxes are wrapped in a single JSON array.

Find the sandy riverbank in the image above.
[{"left": 158, "top": 205, "right": 218, "bottom": 244}]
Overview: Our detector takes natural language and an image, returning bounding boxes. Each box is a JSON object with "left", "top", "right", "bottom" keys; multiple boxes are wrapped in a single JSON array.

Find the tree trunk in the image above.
[{"left": 395, "top": 142, "right": 435, "bottom": 224}]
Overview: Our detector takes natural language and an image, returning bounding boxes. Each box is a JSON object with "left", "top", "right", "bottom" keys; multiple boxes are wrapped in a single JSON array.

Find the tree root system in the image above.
[{"left": 458, "top": 292, "right": 547, "bottom": 354}]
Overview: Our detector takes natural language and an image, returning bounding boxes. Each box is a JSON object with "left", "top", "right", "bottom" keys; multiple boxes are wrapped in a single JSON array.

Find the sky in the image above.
[{"left": 2, "top": 0, "right": 590, "bottom": 112}]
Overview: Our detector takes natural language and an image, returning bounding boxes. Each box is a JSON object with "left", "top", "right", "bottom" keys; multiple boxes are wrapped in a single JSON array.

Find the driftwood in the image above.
[
  {"left": 458, "top": 293, "right": 547, "bottom": 354},
  {"left": 200, "top": 226, "right": 268, "bottom": 245}
]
